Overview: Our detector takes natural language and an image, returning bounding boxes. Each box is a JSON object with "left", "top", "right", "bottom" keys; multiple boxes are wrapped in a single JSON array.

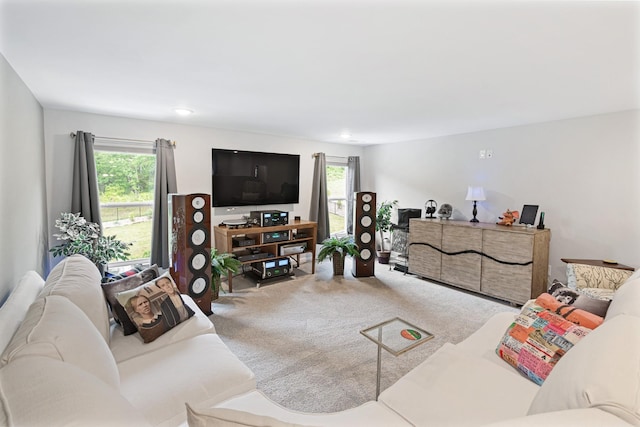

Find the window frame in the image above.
[
  {"left": 326, "top": 159, "right": 349, "bottom": 237},
  {"left": 94, "top": 140, "right": 156, "bottom": 271}
]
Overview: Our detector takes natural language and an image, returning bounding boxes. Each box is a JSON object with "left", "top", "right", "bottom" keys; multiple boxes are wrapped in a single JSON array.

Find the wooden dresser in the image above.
[{"left": 408, "top": 219, "right": 550, "bottom": 305}]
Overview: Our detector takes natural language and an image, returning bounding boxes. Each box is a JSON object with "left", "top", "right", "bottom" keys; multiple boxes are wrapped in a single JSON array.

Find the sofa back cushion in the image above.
[
  {"left": 0, "top": 271, "right": 44, "bottom": 354},
  {"left": 605, "top": 278, "right": 640, "bottom": 321},
  {"left": 1, "top": 295, "right": 119, "bottom": 389},
  {"left": 39, "top": 254, "right": 110, "bottom": 342},
  {"left": 528, "top": 314, "right": 640, "bottom": 425},
  {"left": 0, "top": 356, "right": 151, "bottom": 427}
]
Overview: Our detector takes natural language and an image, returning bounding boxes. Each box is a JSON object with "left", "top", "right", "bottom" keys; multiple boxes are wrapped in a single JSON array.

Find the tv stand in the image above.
[{"left": 214, "top": 220, "right": 317, "bottom": 292}]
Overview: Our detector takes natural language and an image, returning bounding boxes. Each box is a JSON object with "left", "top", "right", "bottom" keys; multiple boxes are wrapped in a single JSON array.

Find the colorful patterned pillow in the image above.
[
  {"left": 101, "top": 265, "right": 160, "bottom": 335},
  {"left": 496, "top": 300, "right": 592, "bottom": 385},
  {"left": 535, "top": 293, "right": 604, "bottom": 330},
  {"left": 115, "top": 272, "right": 194, "bottom": 343},
  {"left": 566, "top": 263, "right": 632, "bottom": 291}
]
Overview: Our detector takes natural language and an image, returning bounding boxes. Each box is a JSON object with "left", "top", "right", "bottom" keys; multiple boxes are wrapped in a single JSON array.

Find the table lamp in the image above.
[{"left": 465, "top": 186, "right": 486, "bottom": 223}]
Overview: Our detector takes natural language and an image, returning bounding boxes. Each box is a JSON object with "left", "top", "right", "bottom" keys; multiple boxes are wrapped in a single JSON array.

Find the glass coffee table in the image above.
[{"left": 360, "top": 317, "right": 434, "bottom": 399}]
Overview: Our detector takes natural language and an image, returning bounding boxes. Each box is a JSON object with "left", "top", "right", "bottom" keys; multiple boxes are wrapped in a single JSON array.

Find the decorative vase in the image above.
[
  {"left": 213, "top": 277, "right": 221, "bottom": 300},
  {"left": 377, "top": 251, "right": 391, "bottom": 264},
  {"left": 332, "top": 253, "right": 345, "bottom": 276}
]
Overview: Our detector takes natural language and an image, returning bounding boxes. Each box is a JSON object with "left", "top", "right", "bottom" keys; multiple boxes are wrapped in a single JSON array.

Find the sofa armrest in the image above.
[
  {"left": 480, "top": 408, "right": 633, "bottom": 426},
  {"left": 207, "top": 390, "right": 412, "bottom": 427}
]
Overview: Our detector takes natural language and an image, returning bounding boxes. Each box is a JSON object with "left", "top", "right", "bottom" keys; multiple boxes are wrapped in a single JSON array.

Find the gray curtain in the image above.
[
  {"left": 309, "top": 153, "right": 330, "bottom": 242},
  {"left": 150, "top": 139, "right": 177, "bottom": 268},
  {"left": 346, "top": 156, "right": 361, "bottom": 235},
  {"left": 71, "top": 131, "right": 102, "bottom": 227}
]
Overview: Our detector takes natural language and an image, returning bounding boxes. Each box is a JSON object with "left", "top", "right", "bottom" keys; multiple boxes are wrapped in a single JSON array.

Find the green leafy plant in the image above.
[
  {"left": 50, "top": 212, "right": 131, "bottom": 269},
  {"left": 317, "top": 236, "right": 360, "bottom": 262},
  {"left": 376, "top": 200, "right": 398, "bottom": 252},
  {"left": 210, "top": 248, "right": 242, "bottom": 298},
  {"left": 317, "top": 235, "right": 359, "bottom": 276}
]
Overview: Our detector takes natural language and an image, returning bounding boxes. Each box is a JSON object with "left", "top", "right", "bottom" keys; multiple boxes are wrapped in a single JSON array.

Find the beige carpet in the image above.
[{"left": 211, "top": 256, "right": 518, "bottom": 413}]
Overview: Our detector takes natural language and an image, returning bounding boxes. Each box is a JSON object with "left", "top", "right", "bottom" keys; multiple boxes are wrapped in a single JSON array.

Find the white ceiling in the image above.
[{"left": 1, "top": 0, "right": 638, "bottom": 145}]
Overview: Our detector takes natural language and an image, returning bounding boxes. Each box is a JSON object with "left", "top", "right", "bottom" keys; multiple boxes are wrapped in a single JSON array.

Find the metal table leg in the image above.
[{"left": 376, "top": 327, "right": 382, "bottom": 400}]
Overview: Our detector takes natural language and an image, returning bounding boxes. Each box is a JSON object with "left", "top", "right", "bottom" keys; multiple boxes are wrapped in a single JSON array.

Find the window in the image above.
[
  {"left": 326, "top": 163, "right": 347, "bottom": 236},
  {"left": 94, "top": 145, "right": 155, "bottom": 267}
]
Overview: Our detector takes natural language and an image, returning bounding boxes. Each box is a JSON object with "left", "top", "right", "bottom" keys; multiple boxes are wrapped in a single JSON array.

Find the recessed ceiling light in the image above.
[
  {"left": 340, "top": 132, "right": 351, "bottom": 139},
  {"left": 174, "top": 108, "right": 193, "bottom": 116}
]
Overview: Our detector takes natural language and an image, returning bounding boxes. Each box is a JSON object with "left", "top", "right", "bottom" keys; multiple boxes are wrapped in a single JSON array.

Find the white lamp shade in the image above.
[{"left": 465, "top": 186, "right": 486, "bottom": 201}]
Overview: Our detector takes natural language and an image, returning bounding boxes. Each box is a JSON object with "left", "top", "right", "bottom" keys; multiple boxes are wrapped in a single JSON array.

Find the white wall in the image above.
[
  {"left": 43, "top": 109, "right": 364, "bottom": 262},
  {"left": 0, "top": 54, "right": 47, "bottom": 302},
  {"left": 363, "top": 111, "right": 640, "bottom": 281}
]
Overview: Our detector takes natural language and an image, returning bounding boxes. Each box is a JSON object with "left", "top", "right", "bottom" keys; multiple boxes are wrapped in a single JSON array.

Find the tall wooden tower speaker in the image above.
[
  {"left": 352, "top": 191, "right": 376, "bottom": 277},
  {"left": 169, "top": 193, "right": 212, "bottom": 315}
]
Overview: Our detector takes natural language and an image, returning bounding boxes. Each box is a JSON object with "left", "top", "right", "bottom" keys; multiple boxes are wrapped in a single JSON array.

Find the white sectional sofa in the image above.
[
  {"left": 1, "top": 254, "right": 639, "bottom": 426},
  {"left": 0, "top": 255, "right": 255, "bottom": 427}
]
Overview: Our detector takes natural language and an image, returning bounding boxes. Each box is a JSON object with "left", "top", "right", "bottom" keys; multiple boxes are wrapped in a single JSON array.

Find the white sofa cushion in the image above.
[
  {"left": 528, "top": 314, "right": 640, "bottom": 425},
  {"left": 110, "top": 294, "right": 215, "bottom": 363},
  {"left": 628, "top": 268, "right": 640, "bottom": 282},
  {"left": 0, "top": 270, "right": 44, "bottom": 353},
  {"left": 605, "top": 278, "right": 640, "bottom": 320},
  {"left": 379, "top": 342, "right": 539, "bottom": 427},
  {"left": 118, "top": 333, "right": 256, "bottom": 427},
  {"left": 456, "top": 311, "right": 519, "bottom": 372},
  {"left": 0, "top": 356, "right": 151, "bottom": 427},
  {"left": 0, "top": 295, "right": 120, "bottom": 389},
  {"left": 210, "top": 390, "right": 412, "bottom": 427},
  {"left": 40, "top": 254, "right": 110, "bottom": 342}
]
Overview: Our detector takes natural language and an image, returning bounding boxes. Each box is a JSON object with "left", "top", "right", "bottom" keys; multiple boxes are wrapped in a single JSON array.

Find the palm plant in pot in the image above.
[
  {"left": 210, "top": 248, "right": 242, "bottom": 299},
  {"left": 317, "top": 236, "right": 359, "bottom": 276},
  {"left": 376, "top": 200, "right": 398, "bottom": 264}
]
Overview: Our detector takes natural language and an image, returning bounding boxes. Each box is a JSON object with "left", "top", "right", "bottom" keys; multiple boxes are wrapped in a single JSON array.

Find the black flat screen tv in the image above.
[{"left": 211, "top": 148, "right": 300, "bottom": 208}]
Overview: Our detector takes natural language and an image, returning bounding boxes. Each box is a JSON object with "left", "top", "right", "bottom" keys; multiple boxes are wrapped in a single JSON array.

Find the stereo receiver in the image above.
[
  {"left": 263, "top": 230, "right": 290, "bottom": 243},
  {"left": 249, "top": 210, "right": 289, "bottom": 227}
]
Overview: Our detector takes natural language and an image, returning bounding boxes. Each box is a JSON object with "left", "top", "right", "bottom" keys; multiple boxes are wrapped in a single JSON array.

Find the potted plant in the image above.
[
  {"left": 376, "top": 200, "right": 398, "bottom": 264},
  {"left": 50, "top": 212, "right": 131, "bottom": 274},
  {"left": 317, "top": 236, "right": 359, "bottom": 276},
  {"left": 211, "top": 248, "right": 241, "bottom": 299}
]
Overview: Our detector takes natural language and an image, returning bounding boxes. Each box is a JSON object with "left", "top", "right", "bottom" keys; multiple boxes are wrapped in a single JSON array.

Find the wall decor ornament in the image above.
[{"left": 437, "top": 203, "right": 453, "bottom": 219}]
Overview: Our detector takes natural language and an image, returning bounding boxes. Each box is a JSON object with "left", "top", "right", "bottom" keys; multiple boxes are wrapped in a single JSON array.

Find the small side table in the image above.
[
  {"left": 561, "top": 258, "right": 635, "bottom": 272},
  {"left": 360, "top": 317, "right": 433, "bottom": 399}
]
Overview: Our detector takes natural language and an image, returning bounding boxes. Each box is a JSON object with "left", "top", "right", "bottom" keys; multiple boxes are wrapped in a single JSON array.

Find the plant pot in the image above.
[
  {"left": 377, "top": 251, "right": 391, "bottom": 264},
  {"left": 212, "top": 277, "right": 221, "bottom": 300},
  {"left": 332, "top": 253, "right": 345, "bottom": 276}
]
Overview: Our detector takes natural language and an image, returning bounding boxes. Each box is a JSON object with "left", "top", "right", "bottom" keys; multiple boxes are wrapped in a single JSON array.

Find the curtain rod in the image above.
[
  {"left": 312, "top": 153, "right": 348, "bottom": 160},
  {"left": 69, "top": 132, "right": 176, "bottom": 146}
]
